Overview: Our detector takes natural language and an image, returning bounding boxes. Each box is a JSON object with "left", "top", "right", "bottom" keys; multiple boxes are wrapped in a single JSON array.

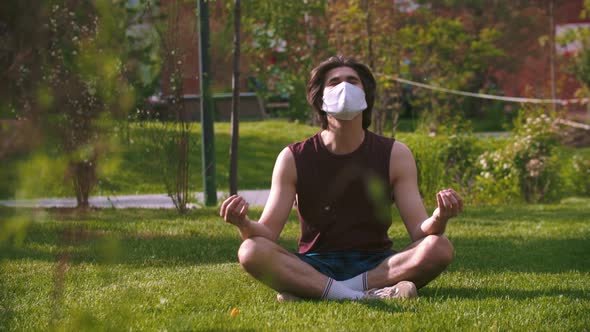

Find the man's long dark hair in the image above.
[{"left": 307, "top": 55, "right": 376, "bottom": 129}]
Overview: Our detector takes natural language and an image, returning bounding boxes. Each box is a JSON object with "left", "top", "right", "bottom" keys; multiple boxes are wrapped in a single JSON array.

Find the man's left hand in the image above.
[{"left": 432, "top": 188, "right": 463, "bottom": 224}]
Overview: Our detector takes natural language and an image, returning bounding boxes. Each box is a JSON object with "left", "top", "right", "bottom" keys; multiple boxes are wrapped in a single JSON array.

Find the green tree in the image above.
[
  {"left": 558, "top": 0, "right": 590, "bottom": 97},
  {"left": 422, "top": 1, "right": 571, "bottom": 118},
  {"left": 232, "top": 0, "right": 504, "bottom": 134},
  {"left": 241, "top": 0, "right": 329, "bottom": 123},
  {"left": 0, "top": 0, "right": 158, "bottom": 208},
  {"left": 136, "top": 0, "right": 200, "bottom": 214},
  {"left": 327, "top": 0, "right": 406, "bottom": 135},
  {"left": 396, "top": 14, "right": 504, "bottom": 132}
]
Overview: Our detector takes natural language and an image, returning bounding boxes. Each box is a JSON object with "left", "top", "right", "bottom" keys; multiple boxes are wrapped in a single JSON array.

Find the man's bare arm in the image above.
[
  {"left": 220, "top": 147, "right": 297, "bottom": 242},
  {"left": 389, "top": 142, "right": 463, "bottom": 242}
]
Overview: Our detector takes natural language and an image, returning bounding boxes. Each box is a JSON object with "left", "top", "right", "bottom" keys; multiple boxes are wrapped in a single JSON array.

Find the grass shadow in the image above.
[
  {"left": 2, "top": 204, "right": 589, "bottom": 272},
  {"left": 450, "top": 236, "right": 590, "bottom": 273},
  {"left": 0, "top": 207, "right": 302, "bottom": 268},
  {"left": 358, "top": 298, "right": 411, "bottom": 313},
  {"left": 1, "top": 233, "right": 243, "bottom": 267},
  {"left": 421, "top": 286, "right": 590, "bottom": 301},
  {"left": 0, "top": 208, "right": 238, "bottom": 266},
  {"left": 279, "top": 297, "right": 411, "bottom": 314},
  {"left": 0, "top": 267, "right": 16, "bottom": 330},
  {"left": 458, "top": 204, "right": 590, "bottom": 223}
]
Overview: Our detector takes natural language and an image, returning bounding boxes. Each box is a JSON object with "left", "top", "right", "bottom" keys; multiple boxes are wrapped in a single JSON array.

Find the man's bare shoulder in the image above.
[
  {"left": 273, "top": 146, "right": 297, "bottom": 183},
  {"left": 391, "top": 140, "right": 415, "bottom": 161},
  {"left": 389, "top": 140, "right": 417, "bottom": 184},
  {"left": 277, "top": 146, "right": 295, "bottom": 163}
]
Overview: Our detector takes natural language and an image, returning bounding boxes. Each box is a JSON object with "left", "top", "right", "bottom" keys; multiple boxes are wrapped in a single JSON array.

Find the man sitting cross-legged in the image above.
[{"left": 219, "top": 55, "right": 462, "bottom": 302}]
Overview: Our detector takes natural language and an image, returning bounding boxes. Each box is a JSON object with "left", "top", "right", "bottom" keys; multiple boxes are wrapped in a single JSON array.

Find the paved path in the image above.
[{"left": 0, "top": 189, "right": 270, "bottom": 209}]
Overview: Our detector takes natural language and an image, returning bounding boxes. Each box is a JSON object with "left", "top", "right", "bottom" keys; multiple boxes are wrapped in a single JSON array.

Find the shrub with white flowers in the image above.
[{"left": 475, "top": 107, "right": 561, "bottom": 203}]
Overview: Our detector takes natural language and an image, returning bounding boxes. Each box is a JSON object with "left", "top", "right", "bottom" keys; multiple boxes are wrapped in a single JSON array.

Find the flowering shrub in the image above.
[
  {"left": 475, "top": 107, "right": 561, "bottom": 203},
  {"left": 511, "top": 110, "right": 561, "bottom": 202},
  {"left": 474, "top": 149, "right": 520, "bottom": 204}
]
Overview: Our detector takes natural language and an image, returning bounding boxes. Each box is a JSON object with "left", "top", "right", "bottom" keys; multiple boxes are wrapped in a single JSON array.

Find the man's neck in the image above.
[{"left": 321, "top": 117, "right": 365, "bottom": 155}]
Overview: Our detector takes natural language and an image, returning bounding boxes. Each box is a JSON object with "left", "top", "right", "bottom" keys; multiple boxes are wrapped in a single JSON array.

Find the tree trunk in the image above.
[
  {"left": 391, "top": 3, "right": 401, "bottom": 137},
  {"left": 71, "top": 160, "right": 96, "bottom": 209},
  {"left": 362, "top": 0, "right": 383, "bottom": 135},
  {"left": 229, "top": 0, "right": 241, "bottom": 195},
  {"left": 176, "top": 128, "right": 189, "bottom": 214},
  {"left": 548, "top": 0, "right": 557, "bottom": 112},
  {"left": 198, "top": 0, "right": 217, "bottom": 206}
]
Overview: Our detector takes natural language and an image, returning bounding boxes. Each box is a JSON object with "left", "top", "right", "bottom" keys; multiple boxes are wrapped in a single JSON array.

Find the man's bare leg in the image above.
[
  {"left": 366, "top": 235, "right": 454, "bottom": 289},
  {"left": 238, "top": 234, "right": 452, "bottom": 299},
  {"left": 238, "top": 236, "right": 330, "bottom": 299}
]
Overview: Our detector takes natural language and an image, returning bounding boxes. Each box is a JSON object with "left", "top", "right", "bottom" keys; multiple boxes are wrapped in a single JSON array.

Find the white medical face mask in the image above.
[{"left": 321, "top": 81, "right": 367, "bottom": 120}]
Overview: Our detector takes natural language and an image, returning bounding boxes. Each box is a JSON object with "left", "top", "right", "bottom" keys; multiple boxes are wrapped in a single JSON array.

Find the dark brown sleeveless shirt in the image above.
[{"left": 288, "top": 130, "right": 395, "bottom": 254}]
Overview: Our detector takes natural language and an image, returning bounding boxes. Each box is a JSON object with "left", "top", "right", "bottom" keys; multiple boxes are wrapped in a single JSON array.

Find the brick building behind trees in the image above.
[
  {"left": 157, "top": 1, "right": 259, "bottom": 120},
  {"left": 492, "top": 1, "right": 587, "bottom": 106}
]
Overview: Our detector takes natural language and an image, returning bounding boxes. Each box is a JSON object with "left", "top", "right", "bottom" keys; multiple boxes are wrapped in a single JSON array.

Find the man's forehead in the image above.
[{"left": 325, "top": 66, "right": 360, "bottom": 80}]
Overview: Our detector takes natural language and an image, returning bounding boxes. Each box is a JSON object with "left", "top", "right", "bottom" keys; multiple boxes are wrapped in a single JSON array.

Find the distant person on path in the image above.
[{"left": 220, "top": 55, "right": 463, "bottom": 302}]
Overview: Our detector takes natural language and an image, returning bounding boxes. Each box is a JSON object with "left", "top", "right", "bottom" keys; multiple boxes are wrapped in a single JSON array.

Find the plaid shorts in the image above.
[{"left": 294, "top": 250, "right": 396, "bottom": 281}]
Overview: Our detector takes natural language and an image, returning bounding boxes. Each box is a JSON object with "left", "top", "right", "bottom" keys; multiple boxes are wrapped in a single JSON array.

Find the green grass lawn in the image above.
[{"left": 1, "top": 200, "right": 589, "bottom": 331}]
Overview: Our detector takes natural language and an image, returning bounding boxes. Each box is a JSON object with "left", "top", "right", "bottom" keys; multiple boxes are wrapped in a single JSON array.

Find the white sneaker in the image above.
[{"left": 364, "top": 281, "right": 418, "bottom": 300}]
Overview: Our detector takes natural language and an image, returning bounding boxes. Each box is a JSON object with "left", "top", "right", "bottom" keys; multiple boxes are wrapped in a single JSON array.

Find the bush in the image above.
[
  {"left": 473, "top": 149, "right": 520, "bottom": 204},
  {"left": 402, "top": 133, "right": 446, "bottom": 206},
  {"left": 401, "top": 109, "right": 590, "bottom": 205},
  {"left": 474, "top": 107, "right": 562, "bottom": 204},
  {"left": 561, "top": 153, "right": 590, "bottom": 197},
  {"left": 438, "top": 121, "right": 483, "bottom": 195},
  {"left": 400, "top": 120, "right": 492, "bottom": 206}
]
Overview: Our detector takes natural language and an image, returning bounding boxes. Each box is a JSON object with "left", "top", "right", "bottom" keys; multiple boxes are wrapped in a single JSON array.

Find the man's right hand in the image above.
[{"left": 220, "top": 195, "right": 250, "bottom": 227}]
